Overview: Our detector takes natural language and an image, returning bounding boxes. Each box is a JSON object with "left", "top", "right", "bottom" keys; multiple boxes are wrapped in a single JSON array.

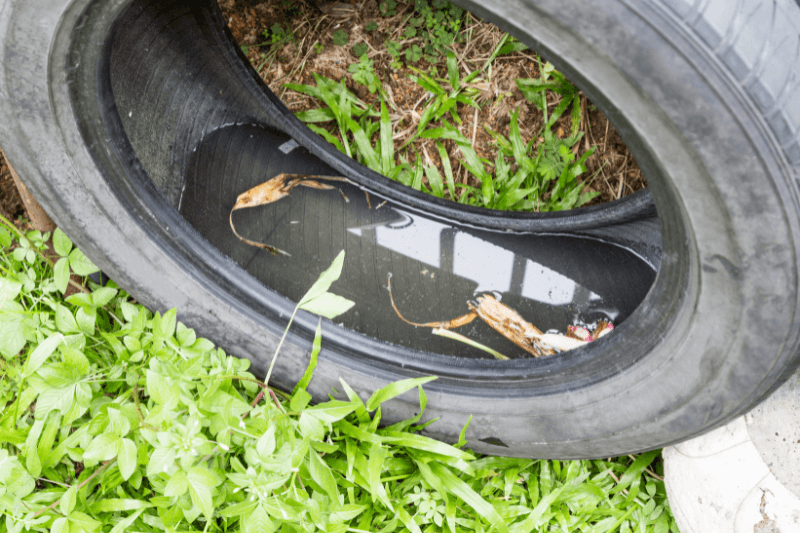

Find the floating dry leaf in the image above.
[
  {"left": 530, "top": 332, "right": 588, "bottom": 352},
  {"left": 386, "top": 275, "right": 613, "bottom": 357},
  {"left": 468, "top": 295, "right": 556, "bottom": 357},
  {"left": 229, "top": 173, "right": 350, "bottom": 255}
]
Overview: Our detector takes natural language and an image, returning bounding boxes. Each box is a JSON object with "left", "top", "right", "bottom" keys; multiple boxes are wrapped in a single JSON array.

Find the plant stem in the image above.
[
  {"left": 264, "top": 306, "right": 299, "bottom": 387},
  {"left": 33, "top": 459, "right": 116, "bottom": 517}
]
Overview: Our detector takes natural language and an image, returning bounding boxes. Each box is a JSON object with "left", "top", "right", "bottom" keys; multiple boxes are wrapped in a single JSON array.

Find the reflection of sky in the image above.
[
  {"left": 453, "top": 233, "right": 512, "bottom": 293},
  {"left": 520, "top": 261, "right": 576, "bottom": 305},
  {"left": 349, "top": 211, "right": 601, "bottom": 307},
  {"left": 348, "top": 212, "right": 441, "bottom": 268}
]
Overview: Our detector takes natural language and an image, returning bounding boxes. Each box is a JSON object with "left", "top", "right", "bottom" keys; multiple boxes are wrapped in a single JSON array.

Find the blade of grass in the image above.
[
  {"left": 348, "top": 118, "right": 380, "bottom": 170},
  {"left": 428, "top": 462, "right": 508, "bottom": 533},
  {"left": 425, "top": 163, "right": 444, "bottom": 198},
  {"left": 379, "top": 99, "right": 394, "bottom": 175},
  {"left": 446, "top": 51, "right": 460, "bottom": 90},
  {"left": 411, "top": 153, "right": 424, "bottom": 191},
  {"left": 432, "top": 328, "right": 508, "bottom": 360},
  {"left": 436, "top": 141, "right": 456, "bottom": 199}
]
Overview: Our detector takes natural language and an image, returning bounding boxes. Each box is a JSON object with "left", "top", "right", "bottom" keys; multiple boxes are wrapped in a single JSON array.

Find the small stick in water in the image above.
[{"left": 387, "top": 275, "right": 477, "bottom": 329}]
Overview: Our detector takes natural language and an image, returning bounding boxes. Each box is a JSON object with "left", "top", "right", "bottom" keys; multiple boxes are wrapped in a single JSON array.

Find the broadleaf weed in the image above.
[
  {"left": 348, "top": 54, "right": 380, "bottom": 93},
  {"left": 0, "top": 203, "right": 672, "bottom": 533},
  {"left": 332, "top": 29, "right": 348, "bottom": 46}
]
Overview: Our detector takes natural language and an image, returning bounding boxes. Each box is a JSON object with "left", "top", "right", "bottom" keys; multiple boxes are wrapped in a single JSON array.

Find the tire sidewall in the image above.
[{"left": 1, "top": 0, "right": 798, "bottom": 457}]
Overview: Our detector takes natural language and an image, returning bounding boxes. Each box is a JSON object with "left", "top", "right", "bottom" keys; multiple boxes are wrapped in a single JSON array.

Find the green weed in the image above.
[
  {"left": 386, "top": 39, "right": 404, "bottom": 69},
  {"left": 242, "top": 22, "right": 297, "bottom": 75},
  {"left": 379, "top": 0, "right": 465, "bottom": 66},
  {"left": 287, "top": 31, "right": 598, "bottom": 211},
  {"left": 0, "top": 218, "right": 678, "bottom": 533},
  {"left": 348, "top": 55, "right": 380, "bottom": 94},
  {"left": 379, "top": 0, "right": 398, "bottom": 17},
  {"left": 352, "top": 42, "right": 369, "bottom": 57},
  {"left": 333, "top": 29, "right": 349, "bottom": 47}
]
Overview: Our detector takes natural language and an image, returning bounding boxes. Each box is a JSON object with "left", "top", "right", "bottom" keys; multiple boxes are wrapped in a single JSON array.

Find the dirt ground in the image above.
[
  {"left": 219, "top": 0, "right": 646, "bottom": 206},
  {"left": 0, "top": 154, "right": 25, "bottom": 223}
]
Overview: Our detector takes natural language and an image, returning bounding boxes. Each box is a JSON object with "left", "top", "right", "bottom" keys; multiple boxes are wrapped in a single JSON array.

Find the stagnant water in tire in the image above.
[{"left": 180, "top": 124, "right": 655, "bottom": 359}]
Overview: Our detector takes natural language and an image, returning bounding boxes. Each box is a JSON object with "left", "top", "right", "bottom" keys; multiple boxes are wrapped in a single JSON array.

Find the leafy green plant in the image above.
[
  {"left": 481, "top": 107, "right": 598, "bottom": 211},
  {"left": 386, "top": 39, "right": 403, "bottom": 69},
  {"left": 263, "top": 250, "right": 353, "bottom": 387},
  {"left": 379, "top": 0, "right": 397, "bottom": 16},
  {"left": 348, "top": 54, "right": 380, "bottom": 94},
  {"left": 332, "top": 29, "right": 348, "bottom": 47},
  {"left": 476, "top": 59, "right": 601, "bottom": 210},
  {"left": 287, "top": 73, "right": 379, "bottom": 158},
  {"left": 287, "top": 34, "right": 598, "bottom": 211},
  {"left": 414, "top": 0, "right": 464, "bottom": 49},
  {"left": 352, "top": 42, "right": 369, "bottom": 57},
  {"left": 267, "top": 23, "right": 293, "bottom": 46},
  {"left": 52, "top": 228, "right": 100, "bottom": 294},
  {"left": 405, "top": 44, "right": 423, "bottom": 62},
  {"left": 0, "top": 217, "right": 676, "bottom": 533},
  {"left": 384, "top": 0, "right": 465, "bottom": 65},
  {"left": 409, "top": 51, "right": 481, "bottom": 132},
  {"left": 517, "top": 60, "right": 582, "bottom": 138},
  {"left": 241, "top": 22, "right": 298, "bottom": 74},
  {"left": 366, "top": 20, "right": 378, "bottom": 31}
]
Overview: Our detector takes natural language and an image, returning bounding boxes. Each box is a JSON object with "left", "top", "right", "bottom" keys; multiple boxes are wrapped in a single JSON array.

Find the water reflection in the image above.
[{"left": 180, "top": 124, "right": 655, "bottom": 358}]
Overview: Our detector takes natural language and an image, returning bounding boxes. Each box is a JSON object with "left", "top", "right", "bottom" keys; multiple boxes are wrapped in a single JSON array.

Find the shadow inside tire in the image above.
[{"left": 106, "top": 0, "right": 660, "bottom": 359}]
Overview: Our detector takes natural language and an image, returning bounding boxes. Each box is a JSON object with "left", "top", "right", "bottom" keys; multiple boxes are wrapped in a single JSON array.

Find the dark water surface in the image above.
[{"left": 180, "top": 124, "right": 656, "bottom": 359}]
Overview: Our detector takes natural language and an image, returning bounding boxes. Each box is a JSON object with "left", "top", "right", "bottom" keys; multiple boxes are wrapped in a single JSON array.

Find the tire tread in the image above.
[{"left": 659, "top": 0, "right": 800, "bottom": 168}]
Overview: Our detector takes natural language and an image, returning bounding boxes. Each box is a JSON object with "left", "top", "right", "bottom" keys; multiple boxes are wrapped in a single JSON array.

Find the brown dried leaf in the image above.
[
  {"left": 229, "top": 173, "right": 349, "bottom": 255},
  {"left": 388, "top": 276, "right": 561, "bottom": 357},
  {"left": 592, "top": 320, "right": 614, "bottom": 339},
  {"left": 469, "top": 295, "right": 555, "bottom": 357}
]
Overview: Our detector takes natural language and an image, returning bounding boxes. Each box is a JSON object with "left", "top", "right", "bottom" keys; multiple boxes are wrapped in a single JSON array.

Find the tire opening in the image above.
[{"left": 106, "top": 0, "right": 661, "bottom": 359}]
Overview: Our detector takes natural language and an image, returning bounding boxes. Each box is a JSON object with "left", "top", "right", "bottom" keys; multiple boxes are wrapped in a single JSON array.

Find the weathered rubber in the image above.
[{"left": 0, "top": 0, "right": 799, "bottom": 458}]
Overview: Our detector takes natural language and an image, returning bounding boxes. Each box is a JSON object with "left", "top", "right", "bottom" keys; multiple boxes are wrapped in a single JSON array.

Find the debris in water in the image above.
[
  {"left": 388, "top": 274, "right": 614, "bottom": 358},
  {"left": 229, "top": 173, "right": 349, "bottom": 256},
  {"left": 567, "top": 322, "right": 614, "bottom": 342},
  {"left": 388, "top": 275, "right": 478, "bottom": 330},
  {"left": 467, "top": 294, "right": 555, "bottom": 357}
]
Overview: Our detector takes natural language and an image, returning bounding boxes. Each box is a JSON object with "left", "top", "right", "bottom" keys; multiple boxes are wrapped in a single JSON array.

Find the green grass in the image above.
[
  {"left": 280, "top": 1, "right": 600, "bottom": 212},
  {"left": 0, "top": 219, "right": 677, "bottom": 532}
]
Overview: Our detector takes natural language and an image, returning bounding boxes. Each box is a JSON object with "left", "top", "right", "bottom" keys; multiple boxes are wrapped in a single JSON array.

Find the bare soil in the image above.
[
  {"left": 0, "top": 154, "right": 25, "bottom": 223},
  {"left": 219, "top": 0, "right": 646, "bottom": 207}
]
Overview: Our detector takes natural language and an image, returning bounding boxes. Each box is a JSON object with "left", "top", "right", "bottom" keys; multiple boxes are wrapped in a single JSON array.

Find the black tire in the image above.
[{"left": 1, "top": 0, "right": 799, "bottom": 458}]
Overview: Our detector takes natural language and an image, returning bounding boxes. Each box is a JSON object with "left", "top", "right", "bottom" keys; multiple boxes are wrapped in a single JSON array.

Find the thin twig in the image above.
[
  {"left": 33, "top": 460, "right": 116, "bottom": 517},
  {"left": 607, "top": 469, "right": 629, "bottom": 497}
]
